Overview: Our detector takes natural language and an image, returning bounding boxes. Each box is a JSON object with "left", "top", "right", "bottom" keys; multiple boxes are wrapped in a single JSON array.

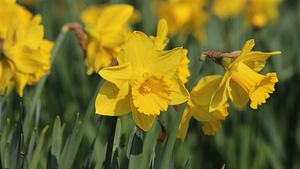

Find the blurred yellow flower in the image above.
[
  {"left": 177, "top": 75, "right": 229, "bottom": 140},
  {"left": 212, "top": 0, "right": 246, "bottom": 19},
  {"left": 210, "top": 39, "right": 281, "bottom": 111},
  {"left": 246, "top": 0, "right": 281, "bottom": 28},
  {"left": 96, "top": 31, "right": 189, "bottom": 131},
  {"left": 0, "top": 0, "right": 32, "bottom": 38},
  {"left": 151, "top": 19, "right": 190, "bottom": 83},
  {"left": 0, "top": 1, "right": 53, "bottom": 96},
  {"left": 81, "top": 4, "right": 134, "bottom": 74},
  {"left": 157, "top": 0, "right": 208, "bottom": 42}
]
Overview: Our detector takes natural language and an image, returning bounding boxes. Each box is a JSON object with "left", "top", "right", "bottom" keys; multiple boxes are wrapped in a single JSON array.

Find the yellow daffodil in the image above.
[
  {"left": 151, "top": 19, "right": 190, "bottom": 84},
  {"left": 178, "top": 75, "right": 229, "bottom": 141},
  {"left": 157, "top": 0, "right": 208, "bottom": 42},
  {"left": 210, "top": 39, "right": 280, "bottom": 111},
  {"left": 212, "top": 0, "right": 246, "bottom": 19},
  {"left": 95, "top": 31, "right": 189, "bottom": 131},
  {"left": 246, "top": 0, "right": 281, "bottom": 28},
  {"left": 0, "top": 1, "right": 53, "bottom": 96},
  {"left": 0, "top": 0, "right": 32, "bottom": 39},
  {"left": 81, "top": 4, "right": 134, "bottom": 74}
]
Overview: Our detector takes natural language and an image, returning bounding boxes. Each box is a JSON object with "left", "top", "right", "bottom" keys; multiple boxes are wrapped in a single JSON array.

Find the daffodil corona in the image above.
[
  {"left": 81, "top": 4, "right": 134, "bottom": 74},
  {"left": 0, "top": 0, "right": 53, "bottom": 96},
  {"left": 96, "top": 31, "right": 189, "bottom": 131}
]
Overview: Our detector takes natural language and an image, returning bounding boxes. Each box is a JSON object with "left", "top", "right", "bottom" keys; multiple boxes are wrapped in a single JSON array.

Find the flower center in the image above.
[
  {"left": 139, "top": 82, "right": 152, "bottom": 94},
  {"left": 131, "top": 73, "right": 172, "bottom": 115}
]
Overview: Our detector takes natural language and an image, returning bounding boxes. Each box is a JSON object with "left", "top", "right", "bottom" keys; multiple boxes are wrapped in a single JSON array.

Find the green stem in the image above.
[
  {"left": 104, "top": 116, "right": 117, "bottom": 169},
  {"left": 30, "top": 26, "right": 69, "bottom": 114},
  {"left": 160, "top": 103, "right": 186, "bottom": 169}
]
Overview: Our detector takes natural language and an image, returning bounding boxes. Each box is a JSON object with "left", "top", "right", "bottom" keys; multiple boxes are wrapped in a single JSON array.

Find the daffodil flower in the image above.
[
  {"left": 178, "top": 76, "right": 229, "bottom": 141},
  {"left": 210, "top": 39, "right": 281, "bottom": 111},
  {"left": 157, "top": 0, "right": 208, "bottom": 42},
  {"left": 95, "top": 31, "right": 189, "bottom": 131},
  {"left": 0, "top": 0, "right": 53, "bottom": 96},
  {"left": 81, "top": 4, "right": 134, "bottom": 74},
  {"left": 0, "top": 0, "right": 32, "bottom": 38}
]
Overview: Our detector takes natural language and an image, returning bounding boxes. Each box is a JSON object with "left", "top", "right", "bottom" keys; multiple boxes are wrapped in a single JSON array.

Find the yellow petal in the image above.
[
  {"left": 0, "top": 60, "right": 14, "bottom": 95},
  {"left": 177, "top": 105, "right": 192, "bottom": 141},
  {"left": 95, "top": 81, "right": 130, "bottom": 116},
  {"left": 99, "top": 63, "right": 132, "bottom": 89},
  {"left": 210, "top": 73, "right": 231, "bottom": 111},
  {"left": 177, "top": 49, "right": 190, "bottom": 84},
  {"left": 96, "top": 4, "right": 133, "bottom": 33},
  {"left": 150, "top": 47, "right": 183, "bottom": 78},
  {"left": 192, "top": 103, "right": 228, "bottom": 122},
  {"left": 15, "top": 72, "right": 28, "bottom": 97},
  {"left": 117, "top": 31, "right": 183, "bottom": 78},
  {"left": 201, "top": 120, "right": 222, "bottom": 136},
  {"left": 80, "top": 5, "right": 103, "bottom": 26},
  {"left": 86, "top": 38, "right": 114, "bottom": 73},
  {"left": 16, "top": 24, "right": 44, "bottom": 50},
  {"left": 229, "top": 80, "right": 249, "bottom": 108},
  {"left": 95, "top": 4, "right": 133, "bottom": 48},
  {"left": 28, "top": 40, "right": 53, "bottom": 85},
  {"left": 130, "top": 98, "right": 156, "bottom": 131},
  {"left": 231, "top": 39, "right": 255, "bottom": 67},
  {"left": 81, "top": 4, "right": 133, "bottom": 48},
  {"left": 169, "top": 77, "right": 189, "bottom": 105},
  {"left": 117, "top": 31, "right": 159, "bottom": 71},
  {"left": 191, "top": 75, "right": 223, "bottom": 106},
  {"left": 5, "top": 46, "right": 45, "bottom": 74},
  {"left": 153, "top": 18, "right": 169, "bottom": 50},
  {"left": 242, "top": 51, "right": 281, "bottom": 72}
]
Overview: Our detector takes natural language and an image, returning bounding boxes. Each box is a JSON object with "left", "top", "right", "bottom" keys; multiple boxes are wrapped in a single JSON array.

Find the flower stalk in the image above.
[
  {"left": 29, "top": 26, "right": 69, "bottom": 114},
  {"left": 104, "top": 116, "right": 117, "bottom": 169},
  {"left": 160, "top": 102, "right": 186, "bottom": 169}
]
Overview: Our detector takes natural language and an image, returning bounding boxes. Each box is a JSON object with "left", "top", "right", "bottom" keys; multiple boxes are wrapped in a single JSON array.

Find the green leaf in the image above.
[
  {"left": 29, "top": 125, "right": 49, "bottom": 169},
  {"left": 51, "top": 116, "right": 65, "bottom": 160},
  {"left": 58, "top": 113, "right": 82, "bottom": 169}
]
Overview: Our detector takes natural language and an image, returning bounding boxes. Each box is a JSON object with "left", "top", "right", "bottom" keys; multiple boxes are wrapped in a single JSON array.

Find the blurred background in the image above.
[{"left": 0, "top": 0, "right": 300, "bottom": 169}]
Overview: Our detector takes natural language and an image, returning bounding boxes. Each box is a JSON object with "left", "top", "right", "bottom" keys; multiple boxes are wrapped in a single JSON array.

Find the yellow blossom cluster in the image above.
[
  {"left": 156, "top": 0, "right": 281, "bottom": 42},
  {"left": 212, "top": 0, "right": 281, "bottom": 28},
  {"left": 178, "top": 39, "right": 280, "bottom": 140},
  {"left": 0, "top": 0, "right": 53, "bottom": 96},
  {"left": 80, "top": 4, "right": 280, "bottom": 137}
]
